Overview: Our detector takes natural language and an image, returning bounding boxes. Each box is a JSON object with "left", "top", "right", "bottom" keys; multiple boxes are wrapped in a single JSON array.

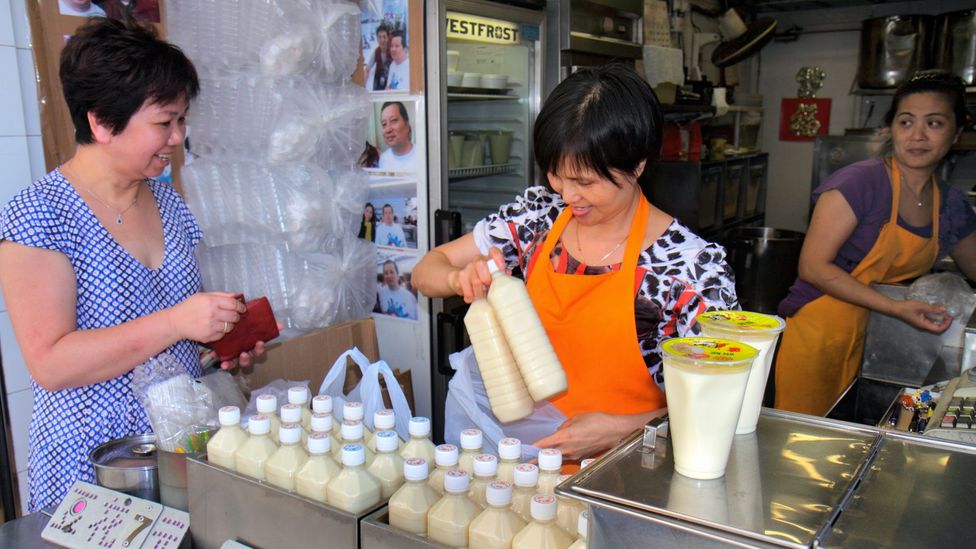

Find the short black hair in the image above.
[
  {"left": 534, "top": 63, "right": 663, "bottom": 187},
  {"left": 381, "top": 101, "right": 410, "bottom": 124},
  {"left": 383, "top": 260, "right": 399, "bottom": 275},
  {"left": 60, "top": 17, "right": 200, "bottom": 145},
  {"left": 884, "top": 70, "right": 971, "bottom": 130},
  {"left": 390, "top": 30, "right": 407, "bottom": 49},
  {"left": 382, "top": 203, "right": 394, "bottom": 213}
]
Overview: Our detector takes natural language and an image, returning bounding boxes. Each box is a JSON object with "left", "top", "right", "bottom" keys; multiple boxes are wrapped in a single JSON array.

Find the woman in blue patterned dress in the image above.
[{"left": 0, "top": 18, "right": 266, "bottom": 511}]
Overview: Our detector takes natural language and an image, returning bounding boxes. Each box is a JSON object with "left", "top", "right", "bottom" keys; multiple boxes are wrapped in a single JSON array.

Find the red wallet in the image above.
[{"left": 210, "top": 296, "right": 280, "bottom": 362}]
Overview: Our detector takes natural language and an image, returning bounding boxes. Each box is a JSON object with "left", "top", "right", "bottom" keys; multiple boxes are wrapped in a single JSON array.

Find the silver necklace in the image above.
[
  {"left": 902, "top": 180, "right": 928, "bottom": 208},
  {"left": 66, "top": 164, "right": 141, "bottom": 224},
  {"left": 575, "top": 221, "right": 628, "bottom": 265}
]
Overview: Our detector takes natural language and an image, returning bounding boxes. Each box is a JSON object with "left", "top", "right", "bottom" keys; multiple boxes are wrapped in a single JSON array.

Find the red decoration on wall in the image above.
[{"left": 779, "top": 98, "right": 831, "bottom": 142}]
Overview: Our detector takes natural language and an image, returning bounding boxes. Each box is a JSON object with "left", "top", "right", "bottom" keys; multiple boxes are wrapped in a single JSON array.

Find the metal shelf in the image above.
[
  {"left": 447, "top": 92, "right": 520, "bottom": 101},
  {"left": 448, "top": 163, "right": 520, "bottom": 180}
]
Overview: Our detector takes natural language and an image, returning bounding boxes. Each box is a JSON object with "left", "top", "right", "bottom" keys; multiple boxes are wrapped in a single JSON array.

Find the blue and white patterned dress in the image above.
[{"left": 0, "top": 168, "right": 204, "bottom": 512}]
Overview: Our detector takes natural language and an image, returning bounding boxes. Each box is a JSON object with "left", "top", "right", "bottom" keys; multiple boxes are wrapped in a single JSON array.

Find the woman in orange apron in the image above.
[
  {"left": 775, "top": 71, "right": 976, "bottom": 416},
  {"left": 413, "top": 64, "right": 738, "bottom": 459}
]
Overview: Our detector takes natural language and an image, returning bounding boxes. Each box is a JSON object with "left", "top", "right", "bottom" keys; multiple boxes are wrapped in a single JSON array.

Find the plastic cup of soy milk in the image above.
[
  {"left": 660, "top": 337, "right": 757, "bottom": 480},
  {"left": 697, "top": 311, "right": 785, "bottom": 434}
]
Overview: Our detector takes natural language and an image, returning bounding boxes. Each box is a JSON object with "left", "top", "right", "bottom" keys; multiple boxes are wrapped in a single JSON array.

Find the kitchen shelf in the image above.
[
  {"left": 449, "top": 163, "right": 520, "bottom": 180},
  {"left": 448, "top": 92, "right": 520, "bottom": 101}
]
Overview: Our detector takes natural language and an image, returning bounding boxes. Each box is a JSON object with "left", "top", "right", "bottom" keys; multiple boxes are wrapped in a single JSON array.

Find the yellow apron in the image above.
[{"left": 774, "top": 161, "right": 939, "bottom": 416}]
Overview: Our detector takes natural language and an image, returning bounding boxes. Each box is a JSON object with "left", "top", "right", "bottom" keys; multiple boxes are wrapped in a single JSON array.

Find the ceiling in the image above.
[{"left": 733, "top": 0, "right": 904, "bottom": 13}]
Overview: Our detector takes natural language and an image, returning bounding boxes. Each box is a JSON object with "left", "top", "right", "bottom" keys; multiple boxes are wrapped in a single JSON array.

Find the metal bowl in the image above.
[{"left": 89, "top": 433, "right": 160, "bottom": 502}]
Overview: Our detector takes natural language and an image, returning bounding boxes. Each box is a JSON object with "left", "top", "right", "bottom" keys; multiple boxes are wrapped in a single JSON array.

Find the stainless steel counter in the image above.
[{"left": 0, "top": 510, "right": 59, "bottom": 548}]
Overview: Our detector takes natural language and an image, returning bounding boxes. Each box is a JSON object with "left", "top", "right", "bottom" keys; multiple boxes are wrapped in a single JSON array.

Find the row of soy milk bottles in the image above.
[{"left": 388, "top": 432, "right": 591, "bottom": 549}]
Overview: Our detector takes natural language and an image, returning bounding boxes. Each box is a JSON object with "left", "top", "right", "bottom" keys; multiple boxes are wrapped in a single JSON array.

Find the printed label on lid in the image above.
[
  {"left": 475, "top": 454, "right": 496, "bottom": 462},
  {"left": 446, "top": 469, "right": 467, "bottom": 478},
  {"left": 532, "top": 494, "right": 555, "bottom": 504},
  {"left": 515, "top": 463, "right": 537, "bottom": 472},
  {"left": 660, "top": 337, "right": 758, "bottom": 362},
  {"left": 697, "top": 311, "right": 785, "bottom": 332},
  {"left": 406, "top": 458, "right": 426, "bottom": 466}
]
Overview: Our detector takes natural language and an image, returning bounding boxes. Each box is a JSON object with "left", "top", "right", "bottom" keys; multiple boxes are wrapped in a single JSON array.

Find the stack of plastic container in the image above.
[{"left": 167, "top": 0, "right": 373, "bottom": 331}]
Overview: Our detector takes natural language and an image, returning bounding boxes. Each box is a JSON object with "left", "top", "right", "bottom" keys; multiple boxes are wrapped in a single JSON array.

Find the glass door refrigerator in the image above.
[{"left": 425, "top": 0, "right": 547, "bottom": 440}]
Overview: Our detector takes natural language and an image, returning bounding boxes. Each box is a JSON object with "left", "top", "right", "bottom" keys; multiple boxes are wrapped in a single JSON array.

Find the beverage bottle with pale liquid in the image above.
[
  {"left": 343, "top": 401, "right": 373, "bottom": 446},
  {"left": 326, "top": 443, "right": 381, "bottom": 514},
  {"left": 512, "top": 494, "right": 574, "bottom": 549},
  {"left": 287, "top": 386, "right": 313, "bottom": 431},
  {"left": 295, "top": 432, "right": 340, "bottom": 504},
  {"left": 265, "top": 423, "right": 309, "bottom": 491},
  {"left": 309, "top": 412, "right": 333, "bottom": 437},
  {"left": 400, "top": 417, "right": 436, "bottom": 464},
  {"left": 567, "top": 510, "right": 589, "bottom": 549},
  {"left": 458, "top": 429, "right": 483, "bottom": 474},
  {"left": 333, "top": 420, "right": 375, "bottom": 466},
  {"left": 468, "top": 453, "right": 498, "bottom": 508},
  {"left": 555, "top": 474, "right": 585, "bottom": 538},
  {"left": 367, "top": 430, "right": 404, "bottom": 498},
  {"left": 469, "top": 481, "right": 527, "bottom": 549},
  {"left": 207, "top": 406, "right": 248, "bottom": 470},
  {"left": 427, "top": 469, "right": 481, "bottom": 548},
  {"left": 311, "top": 395, "right": 340, "bottom": 438},
  {"left": 510, "top": 463, "right": 540, "bottom": 522},
  {"left": 580, "top": 458, "right": 594, "bottom": 469},
  {"left": 486, "top": 260, "right": 568, "bottom": 401},
  {"left": 428, "top": 444, "right": 459, "bottom": 496},
  {"left": 537, "top": 448, "right": 563, "bottom": 496},
  {"left": 496, "top": 437, "right": 522, "bottom": 484},
  {"left": 280, "top": 404, "right": 308, "bottom": 446},
  {"left": 388, "top": 458, "right": 440, "bottom": 536},
  {"left": 367, "top": 409, "right": 404, "bottom": 452},
  {"left": 255, "top": 394, "right": 281, "bottom": 444},
  {"left": 464, "top": 298, "right": 535, "bottom": 422},
  {"left": 234, "top": 415, "right": 277, "bottom": 480}
]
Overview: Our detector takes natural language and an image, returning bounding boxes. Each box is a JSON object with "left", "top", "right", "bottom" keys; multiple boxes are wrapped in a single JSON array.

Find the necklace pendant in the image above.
[{"left": 116, "top": 215, "right": 123, "bottom": 225}]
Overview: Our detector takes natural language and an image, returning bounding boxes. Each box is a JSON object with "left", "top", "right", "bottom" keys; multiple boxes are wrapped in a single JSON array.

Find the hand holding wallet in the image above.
[{"left": 210, "top": 296, "right": 280, "bottom": 362}]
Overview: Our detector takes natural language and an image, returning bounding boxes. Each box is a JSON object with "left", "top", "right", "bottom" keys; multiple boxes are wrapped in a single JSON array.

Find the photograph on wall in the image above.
[
  {"left": 58, "top": 1, "right": 160, "bottom": 22},
  {"left": 361, "top": 0, "right": 410, "bottom": 92},
  {"left": 361, "top": 98, "right": 420, "bottom": 174},
  {"left": 373, "top": 250, "right": 420, "bottom": 322},
  {"left": 359, "top": 176, "right": 418, "bottom": 249}
]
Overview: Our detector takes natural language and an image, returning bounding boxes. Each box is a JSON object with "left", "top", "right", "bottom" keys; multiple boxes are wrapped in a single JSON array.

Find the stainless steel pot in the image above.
[
  {"left": 722, "top": 227, "right": 804, "bottom": 315},
  {"left": 89, "top": 433, "right": 159, "bottom": 502},
  {"left": 936, "top": 9, "right": 976, "bottom": 86},
  {"left": 857, "top": 15, "right": 935, "bottom": 89}
]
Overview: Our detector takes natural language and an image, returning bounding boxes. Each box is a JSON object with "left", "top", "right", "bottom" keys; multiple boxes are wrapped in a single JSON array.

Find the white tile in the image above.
[
  {"left": 0, "top": 0, "right": 14, "bottom": 48},
  {"left": 0, "top": 45, "right": 26, "bottom": 136},
  {"left": 0, "top": 135, "right": 30, "bottom": 205},
  {"left": 8, "top": 387, "right": 33, "bottom": 476},
  {"left": 16, "top": 47, "right": 38, "bottom": 135},
  {"left": 26, "top": 134, "right": 44, "bottom": 181},
  {"left": 1, "top": 311, "right": 30, "bottom": 392},
  {"left": 15, "top": 468, "right": 28, "bottom": 517},
  {"left": 9, "top": 0, "right": 28, "bottom": 49}
]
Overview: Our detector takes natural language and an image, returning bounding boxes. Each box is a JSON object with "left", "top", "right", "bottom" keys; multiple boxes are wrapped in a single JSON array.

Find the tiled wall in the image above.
[{"left": 0, "top": 0, "right": 46, "bottom": 516}]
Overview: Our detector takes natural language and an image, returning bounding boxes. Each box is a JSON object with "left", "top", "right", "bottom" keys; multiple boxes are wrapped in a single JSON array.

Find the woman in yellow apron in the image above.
[
  {"left": 413, "top": 64, "right": 738, "bottom": 459},
  {"left": 775, "top": 71, "right": 976, "bottom": 416}
]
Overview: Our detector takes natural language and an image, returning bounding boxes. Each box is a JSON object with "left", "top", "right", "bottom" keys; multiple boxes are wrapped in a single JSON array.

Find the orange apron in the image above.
[
  {"left": 774, "top": 161, "right": 939, "bottom": 416},
  {"left": 526, "top": 198, "right": 667, "bottom": 418}
]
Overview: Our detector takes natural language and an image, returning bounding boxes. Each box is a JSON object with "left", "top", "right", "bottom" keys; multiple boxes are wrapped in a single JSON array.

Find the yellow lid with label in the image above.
[
  {"left": 660, "top": 337, "right": 758, "bottom": 373},
  {"left": 697, "top": 311, "right": 785, "bottom": 334}
]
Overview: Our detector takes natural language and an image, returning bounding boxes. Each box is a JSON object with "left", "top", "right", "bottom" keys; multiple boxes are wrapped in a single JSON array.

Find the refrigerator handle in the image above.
[
  {"left": 434, "top": 209, "right": 463, "bottom": 246},
  {"left": 436, "top": 311, "right": 465, "bottom": 376}
]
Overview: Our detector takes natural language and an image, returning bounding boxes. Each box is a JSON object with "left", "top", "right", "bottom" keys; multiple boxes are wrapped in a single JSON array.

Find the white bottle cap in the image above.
[
  {"left": 375, "top": 430, "right": 399, "bottom": 452},
  {"left": 486, "top": 259, "right": 501, "bottom": 275},
  {"left": 530, "top": 494, "right": 558, "bottom": 521},
  {"left": 578, "top": 510, "right": 588, "bottom": 539},
  {"left": 473, "top": 454, "right": 498, "bottom": 477},
  {"left": 343, "top": 401, "right": 365, "bottom": 422},
  {"left": 341, "top": 443, "right": 366, "bottom": 466},
  {"left": 498, "top": 438, "right": 522, "bottom": 460},
  {"left": 460, "top": 429, "right": 483, "bottom": 450},
  {"left": 374, "top": 409, "right": 396, "bottom": 430},
  {"left": 280, "top": 403, "right": 302, "bottom": 424},
  {"left": 307, "top": 432, "right": 331, "bottom": 454},
  {"left": 485, "top": 481, "right": 513, "bottom": 506},
  {"left": 218, "top": 406, "right": 241, "bottom": 426},
  {"left": 341, "top": 420, "right": 364, "bottom": 441},
  {"left": 310, "top": 413, "right": 333, "bottom": 433},
  {"left": 403, "top": 458, "right": 429, "bottom": 481},
  {"left": 256, "top": 394, "right": 277, "bottom": 414},
  {"left": 311, "top": 395, "right": 333, "bottom": 414},
  {"left": 408, "top": 417, "right": 431, "bottom": 437},
  {"left": 248, "top": 414, "right": 270, "bottom": 435},
  {"left": 287, "top": 386, "right": 309, "bottom": 405},
  {"left": 580, "top": 458, "right": 595, "bottom": 469},
  {"left": 538, "top": 448, "right": 562, "bottom": 471},
  {"left": 513, "top": 463, "right": 539, "bottom": 487},
  {"left": 443, "top": 469, "right": 470, "bottom": 493},
  {"left": 279, "top": 423, "right": 302, "bottom": 445},
  {"left": 557, "top": 474, "right": 572, "bottom": 484},
  {"left": 434, "top": 444, "right": 459, "bottom": 466}
]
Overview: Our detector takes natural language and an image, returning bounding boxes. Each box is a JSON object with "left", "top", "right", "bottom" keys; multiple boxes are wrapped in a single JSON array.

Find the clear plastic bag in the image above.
[
  {"left": 131, "top": 354, "right": 218, "bottom": 452},
  {"left": 243, "top": 379, "right": 310, "bottom": 425},
  {"left": 907, "top": 272, "right": 976, "bottom": 321}
]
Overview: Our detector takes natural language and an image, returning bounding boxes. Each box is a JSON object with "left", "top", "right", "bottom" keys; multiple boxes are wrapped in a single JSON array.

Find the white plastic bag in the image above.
[
  {"left": 317, "top": 347, "right": 373, "bottom": 422},
  {"left": 359, "top": 360, "right": 413, "bottom": 441},
  {"left": 444, "top": 346, "right": 566, "bottom": 460}
]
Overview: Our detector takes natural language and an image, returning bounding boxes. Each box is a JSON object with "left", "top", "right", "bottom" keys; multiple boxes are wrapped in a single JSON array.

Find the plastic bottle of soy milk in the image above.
[
  {"left": 427, "top": 469, "right": 481, "bottom": 547},
  {"left": 280, "top": 404, "right": 308, "bottom": 446},
  {"left": 567, "top": 511, "right": 588, "bottom": 549},
  {"left": 469, "top": 481, "right": 527, "bottom": 549},
  {"left": 367, "top": 430, "right": 404, "bottom": 499},
  {"left": 265, "top": 423, "right": 309, "bottom": 491},
  {"left": 309, "top": 412, "right": 333, "bottom": 437},
  {"left": 311, "top": 395, "right": 340, "bottom": 438},
  {"left": 555, "top": 474, "right": 584, "bottom": 537},
  {"left": 367, "top": 409, "right": 403, "bottom": 452},
  {"left": 511, "top": 464, "right": 540, "bottom": 522},
  {"left": 333, "top": 420, "right": 375, "bottom": 466},
  {"left": 327, "top": 444, "right": 381, "bottom": 514},
  {"left": 485, "top": 261, "right": 568, "bottom": 401},
  {"left": 234, "top": 415, "right": 277, "bottom": 480},
  {"left": 287, "top": 386, "right": 313, "bottom": 430},
  {"left": 343, "top": 401, "right": 373, "bottom": 445},
  {"left": 469, "top": 454, "right": 498, "bottom": 508},
  {"left": 496, "top": 438, "right": 522, "bottom": 484},
  {"left": 464, "top": 298, "right": 535, "bottom": 422},
  {"left": 512, "top": 495, "right": 573, "bottom": 549},
  {"left": 458, "top": 429, "right": 484, "bottom": 474},
  {"left": 295, "top": 432, "right": 340, "bottom": 504},
  {"left": 255, "top": 394, "right": 281, "bottom": 444},
  {"left": 429, "top": 444, "right": 459, "bottom": 495},
  {"left": 537, "top": 448, "right": 563, "bottom": 496},
  {"left": 207, "top": 406, "right": 248, "bottom": 470},
  {"left": 388, "top": 458, "right": 440, "bottom": 536},
  {"left": 400, "top": 417, "right": 437, "bottom": 464}
]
